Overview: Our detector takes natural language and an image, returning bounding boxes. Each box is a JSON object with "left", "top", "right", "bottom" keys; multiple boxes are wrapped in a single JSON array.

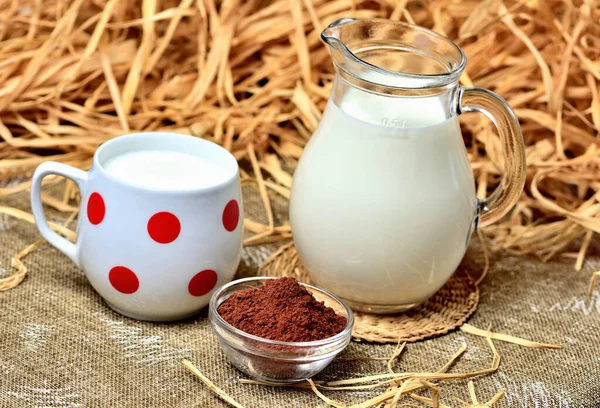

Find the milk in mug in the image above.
[{"left": 104, "top": 150, "right": 229, "bottom": 190}]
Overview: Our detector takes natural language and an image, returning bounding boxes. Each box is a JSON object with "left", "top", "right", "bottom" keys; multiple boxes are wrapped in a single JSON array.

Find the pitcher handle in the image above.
[{"left": 458, "top": 87, "right": 526, "bottom": 228}]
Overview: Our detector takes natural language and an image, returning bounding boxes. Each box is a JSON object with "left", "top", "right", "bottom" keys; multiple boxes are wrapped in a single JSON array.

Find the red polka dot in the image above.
[
  {"left": 109, "top": 266, "right": 139, "bottom": 294},
  {"left": 188, "top": 270, "right": 218, "bottom": 297},
  {"left": 222, "top": 199, "right": 239, "bottom": 232},
  {"left": 147, "top": 212, "right": 181, "bottom": 244},
  {"left": 87, "top": 192, "right": 105, "bottom": 225}
]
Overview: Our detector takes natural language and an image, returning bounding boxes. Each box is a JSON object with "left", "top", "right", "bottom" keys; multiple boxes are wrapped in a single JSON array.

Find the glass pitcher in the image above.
[{"left": 289, "top": 18, "right": 526, "bottom": 314}]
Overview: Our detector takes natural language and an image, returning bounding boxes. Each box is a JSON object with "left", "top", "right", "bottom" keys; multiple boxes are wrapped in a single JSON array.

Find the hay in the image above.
[
  {"left": 460, "top": 323, "right": 562, "bottom": 349},
  {"left": 234, "top": 325, "right": 559, "bottom": 406},
  {"left": 181, "top": 359, "right": 245, "bottom": 408},
  {"left": 0, "top": 0, "right": 599, "bottom": 285},
  {"left": 238, "top": 334, "right": 507, "bottom": 407}
]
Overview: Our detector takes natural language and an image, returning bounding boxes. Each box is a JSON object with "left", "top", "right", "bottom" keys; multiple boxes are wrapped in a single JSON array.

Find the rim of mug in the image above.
[{"left": 93, "top": 132, "right": 239, "bottom": 195}]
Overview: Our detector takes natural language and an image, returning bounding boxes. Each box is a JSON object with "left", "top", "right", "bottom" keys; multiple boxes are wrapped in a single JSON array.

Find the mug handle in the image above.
[
  {"left": 30, "top": 162, "right": 88, "bottom": 267},
  {"left": 458, "top": 87, "right": 527, "bottom": 228}
]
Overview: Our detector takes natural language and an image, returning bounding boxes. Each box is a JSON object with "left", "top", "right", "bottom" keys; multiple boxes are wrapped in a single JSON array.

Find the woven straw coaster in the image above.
[{"left": 259, "top": 243, "right": 479, "bottom": 344}]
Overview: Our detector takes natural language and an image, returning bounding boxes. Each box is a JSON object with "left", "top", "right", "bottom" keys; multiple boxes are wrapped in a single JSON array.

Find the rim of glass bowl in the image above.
[{"left": 209, "top": 276, "right": 355, "bottom": 348}]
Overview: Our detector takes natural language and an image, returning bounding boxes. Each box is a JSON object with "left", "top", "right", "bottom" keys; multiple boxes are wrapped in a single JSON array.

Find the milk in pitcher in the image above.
[{"left": 290, "top": 92, "right": 478, "bottom": 310}]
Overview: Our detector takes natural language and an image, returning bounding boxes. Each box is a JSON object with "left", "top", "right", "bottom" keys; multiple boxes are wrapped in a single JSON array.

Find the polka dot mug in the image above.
[{"left": 30, "top": 132, "right": 243, "bottom": 321}]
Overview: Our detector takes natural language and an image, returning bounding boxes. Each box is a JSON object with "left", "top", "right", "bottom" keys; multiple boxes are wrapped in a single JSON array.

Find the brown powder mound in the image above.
[{"left": 217, "top": 277, "right": 347, "bottom": 342}]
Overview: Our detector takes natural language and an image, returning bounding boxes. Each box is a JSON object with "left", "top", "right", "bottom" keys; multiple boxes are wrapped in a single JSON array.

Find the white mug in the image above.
[{"left": 30, "top": 132, "right": 243, "bottom": 321}]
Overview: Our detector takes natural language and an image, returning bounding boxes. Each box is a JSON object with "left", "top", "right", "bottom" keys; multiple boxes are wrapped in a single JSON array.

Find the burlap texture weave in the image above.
[{"left": 1, "top": 183, "right": 600, "bottom": 407}]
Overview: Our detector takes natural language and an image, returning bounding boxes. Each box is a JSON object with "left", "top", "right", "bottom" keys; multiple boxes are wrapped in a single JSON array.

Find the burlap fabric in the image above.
[{"left": 1, "top": 182, "right": 600, "bottom": 407}]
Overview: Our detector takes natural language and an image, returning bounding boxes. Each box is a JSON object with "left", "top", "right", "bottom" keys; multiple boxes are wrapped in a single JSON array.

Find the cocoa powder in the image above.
[{"left": 217, "top": 277, "right": 347, "bottom": 342}]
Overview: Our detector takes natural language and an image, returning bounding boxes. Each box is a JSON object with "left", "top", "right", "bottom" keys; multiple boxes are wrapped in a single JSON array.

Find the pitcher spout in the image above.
[
  {"left": 321, "top": 18, "right": 355, "bottom": 66},
  {"left": 320, "top": 18, "right": 465, "bottom": 92},
  {"left": 321, "top": 18, "right": 356, "bottom": 47}
]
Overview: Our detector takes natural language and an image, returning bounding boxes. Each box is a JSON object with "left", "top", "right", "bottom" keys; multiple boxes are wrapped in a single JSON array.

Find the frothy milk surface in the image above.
[
  {"left": 103, "top": 150, "right": 228, "bottom": 190},
  {"left": 290, "top": 97, "right": 477, "bottom": 307}
]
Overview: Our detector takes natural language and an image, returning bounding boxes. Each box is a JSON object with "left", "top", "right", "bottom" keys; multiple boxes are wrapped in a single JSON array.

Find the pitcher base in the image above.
[{"left": 341, "top": 297, "right": 420, "bottom": 314}]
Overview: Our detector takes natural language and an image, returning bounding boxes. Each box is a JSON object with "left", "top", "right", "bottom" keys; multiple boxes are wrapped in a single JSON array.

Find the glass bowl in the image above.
[{"left": 208, "top": 277, "right": 354, "bottom": 383}]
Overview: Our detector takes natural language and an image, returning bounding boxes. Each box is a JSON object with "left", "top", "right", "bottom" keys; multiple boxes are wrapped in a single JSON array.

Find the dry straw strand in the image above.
[
  {"left": 307, "top": 378, "right": 346, "bottom": 408},
  {"left": 460, "top": 323, "right": 562, "bottom": 349},
  {"left": 0, "top": 207, "right": 78, "bottom": 291},
  {"left": 181, "top": 359, "right": 244, "bottom": 408},
  {"left": 239, "top": 338, "right": 509, "bottom": 407},
  {"left": 588, "top": 270, "right": 600, "bottom": 296},
  {"left": 0, "top": 240, "right": 45, "bottom": 291}
]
